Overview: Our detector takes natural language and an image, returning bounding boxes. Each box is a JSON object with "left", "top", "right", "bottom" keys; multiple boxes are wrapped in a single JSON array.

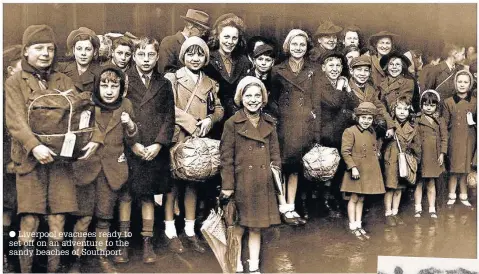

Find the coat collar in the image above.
[
  {"left": 21, "top": 70, "right": 62, "bottom": 91},
  {"left": 175, "top": 67, "right": 213, "bottom": 100},
  {"left": 355, "top": 124, "right": 374, "bottom": 133},
  {"left": 95, "top": 105, "right": 123, "bottom": 135},
  {"left": 380, "top": 75, "right": 406, "bottom": 93},
  {"left": 128, "top": 65, "right": 166, "bottom": 106},
  {"left": 275, "top": 59, "right": 317, "bottom": 92},
  {"left": 63, "top": 61, "right": 97, "bottom": 91},
  {"left": 417, "top": 114, "right": 439, "bottom": 129},
  {"left": 233, "top": 110, "right": 274, "bottom": 143},
  {"left": 395, "top": 119, "right": 417, "bottom": 142},
  {"left": 209, "top": 50, "right": 249, "bottom": 84},
  {"left": 453, "top": 92, "right": 473, "bottom": 103},
  {"left": 175, "top": 31, "right": 186, "bottom": 45},
  {"left": 349, "top": 80, "right": 376, "bottom": 102}
]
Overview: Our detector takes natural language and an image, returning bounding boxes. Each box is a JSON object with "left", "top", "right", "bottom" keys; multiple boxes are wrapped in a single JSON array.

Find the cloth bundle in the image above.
[
  {"left": 303, "top": 144, "right": 340, "bottom": 182},
  {"left": 170, "top": 137, "right": 220, "bottom": 182}
]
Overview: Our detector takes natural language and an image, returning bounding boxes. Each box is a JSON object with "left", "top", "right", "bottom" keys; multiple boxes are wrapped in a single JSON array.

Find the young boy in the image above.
[
  {"left": 69, "top": 67, "right": 137, "bottom": 273},
  {"left": 110, "top": 36, "right": 134, "bottom": 72},
  {"left": 3, "top": 44, "right": 22, "bottom": 273},
  {"left": 125, "top": 37, "right": 175, "bottom": 263}
]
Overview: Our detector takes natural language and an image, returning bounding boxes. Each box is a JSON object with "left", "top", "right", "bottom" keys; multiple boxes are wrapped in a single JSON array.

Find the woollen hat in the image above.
[
  {"left": 420, "top": 89, "right": 441, "bottom": 103},
  {"left": 283, "top": 29, "right": 309, "bottom": 54},
  {"left": 67, "top": 27, "right": 100, "bottom": 53},
  {"left": 313, "top": 20, "right": 343, "bottom": 41},
  {"left": 454, "top": 69, "right": 474, "bottom": 92},
  {"left": 350, "top": 55, "right": 371, "bottom": 68},
  {"left": 181, "top": 9, "right": 210, "bottom": 30},
  {"left": 234, "top": 76, "right": 268, "bottom": 108},
  {"left": 368, "top": 30, "right": 398, "bottom": 47},
  {"left": 354, "top": 101, "right": 377, "bottom": 116},
  {"left": 22, "top": 24, "right": 56, "bottom": 47},
  {"left": 178, "top": 36, "right": 210, "bottom": 66}
]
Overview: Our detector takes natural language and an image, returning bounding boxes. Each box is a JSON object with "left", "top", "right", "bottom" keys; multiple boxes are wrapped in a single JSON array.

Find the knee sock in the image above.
[
  {"left": 355, "top": 221, "right": 362, "bottom": 229},
  {"left": 279, "top": 204, "right": 289, "bottom": 214},
  {"left": 164, "top": 220, "right": 177, "bottom": 239},
  {"left": 141, "top": 219, "right": 154, "bottom": 237},
  {"left": 392, "top": 209, "right": 398, "bottom": 216},
  {"left": 184, "top": 219, "right": 195, "bottom": 237},
  {"left": 96, "top": 219, "right": 111, "bottom": 251},
  {"left": 429, "top": 206, "right": 436, "bottom": 213},
  {"left": 349, "top": 222, "right": 356, "bottom": 230},
  {"left": 459, "top": 193, "right": 468, "bottom": 200},
  {"left": 449, "top": 193, "right": 457, "bottom": 200},
  {"left": 119, "top": 221, "right": 130, "bottom": 237},
  {"left": 385, "top": 210, "right": 392, "bottom": 216},
  {"left": 415, "top": 204, "right": 422, "bottom": 212}
]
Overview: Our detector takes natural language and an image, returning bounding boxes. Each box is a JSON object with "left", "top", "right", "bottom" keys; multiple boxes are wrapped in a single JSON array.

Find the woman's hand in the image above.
[
  {"left": 132, "top": 143, "right": 146, "bottom": 158},
  {"left": 143, "top": 143, "right": 161, "bottom": 161},
  {"left": 351, "top": 167, "right": 360, "bottom": 180},
  {"left": 78, "top": 142, "right": 100, "bottom": 160},
  {"left": 32, "top": 145, "right": 57, "bottom": 164},
  {"left": 196, "top": 118, "right": 213, "bottom": 137}
]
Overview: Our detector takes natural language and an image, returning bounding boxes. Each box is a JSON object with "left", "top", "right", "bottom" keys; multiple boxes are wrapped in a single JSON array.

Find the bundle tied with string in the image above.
[
  {"left": 303, "top": 144, "right": 341, "bottom": 182},
  {"left": 170, "top": 137, "right": 220, "bottom": 182},
  {"left": 27, "top": 89, "right": 95, "bottom": 159}
]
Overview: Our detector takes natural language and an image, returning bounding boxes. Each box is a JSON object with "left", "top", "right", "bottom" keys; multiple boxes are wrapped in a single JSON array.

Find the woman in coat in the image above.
[
  {"left": 270, "top": 29, "right": 321, "bottom": 224},
  {"left": 378, "top": 51, "right": 420, "bottom": 113},
  {"left": 204, "top": 13, "right": 251, "bottom": 139},
  {"left": 163, "top": 37, "right": 224, "bottom": 254},
  {"left": 220, "top": 76, "right": 281, "bottom": 273},
  {"left": 56, "top": 27, "right": 101, "bottom": 93},
  {"left": 367, "top": 31, "right": 399, "bottom": 88}
]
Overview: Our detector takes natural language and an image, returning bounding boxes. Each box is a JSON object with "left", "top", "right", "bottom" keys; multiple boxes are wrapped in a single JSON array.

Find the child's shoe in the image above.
[
  {"left": 429, "top": 207, "right": 438, "bottom": 219},
  {"left": 447, "top": 193, "right": 457, "bottom": 207},
  {"left": 414, "top": 204, "right": 422, "bottom": 218},
  {"left": 459, "top": 194, "right": 473, "bottom": 208},
  {"left": 357, "top": 228, "right": 370, "bottom": 240}
]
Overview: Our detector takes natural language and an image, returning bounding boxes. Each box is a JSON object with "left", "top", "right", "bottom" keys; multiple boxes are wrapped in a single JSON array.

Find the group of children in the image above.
[{"left": 2, "top": 11, "right": 477, "bottom": 274}]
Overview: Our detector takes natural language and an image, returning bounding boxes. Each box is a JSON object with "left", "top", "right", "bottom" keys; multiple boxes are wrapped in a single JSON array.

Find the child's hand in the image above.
[
  {"left": 385, "top": 128, "right": 395, "bottom": 139},
  {"left": 196, "top": 117, "right": 212, "bottom": 137},
  {"left": 351, "top": 167, "right": 360, "bottom": 180},
  {"left": 438, "top": 153, "right": 445, "bottom": 166},
  {"left": 121, "top": 112, "right": 135, "bottom": 131}
]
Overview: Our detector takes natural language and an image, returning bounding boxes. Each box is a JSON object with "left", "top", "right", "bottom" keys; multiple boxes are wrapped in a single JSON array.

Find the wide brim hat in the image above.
[
  {"left": 319, "top": 51, "right": 347, "bottom": 67},
  {"left": 368, "top": 30, "right": 399, "bottom": 47},
  {"left": 67, "top": 27, "right": 100, "bottom": 53},
  {"left": 379, "top": 51, "right": 412, "bottom": 71},
  {"left": 354, "top": 101, "right": 378, "bottom": 116},
  {"left": 313, "top": 20, "right": 343, "bottom": 41},
  {"left": 181, "top": 9, "right": 210, "bottom": 30},
  {"left": 234, "top": 76, "right": 268, "bottom": 108},
  {"left": 178, "top": 36, "right": 210, "bottom": 66}
]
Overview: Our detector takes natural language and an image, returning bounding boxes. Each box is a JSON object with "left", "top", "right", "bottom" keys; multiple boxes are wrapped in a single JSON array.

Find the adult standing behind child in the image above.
[{"left": 443, "top": 70, "right": 476, "bottom": 208}]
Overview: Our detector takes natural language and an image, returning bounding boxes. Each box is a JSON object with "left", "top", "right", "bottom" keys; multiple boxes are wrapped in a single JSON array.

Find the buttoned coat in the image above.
[
  {"left": 125, "top": 66, "right": 175, "bottom": 196},
  {"left": 270, "top": 60, "right": 321, "bottom": 171},
  {"left": 443, "top": 94, "right": 477, "bottom": 173},
  {"left": 417, "top": 114, "right": 448, "bottom": 178},
  {"left": 383, "top": 120, "right": 422, "bottom": 189},
  {"left": 158, "top": 31, "right": 186, "bottom": 74},
  {"left": 72, "top": 99, "right": 137, "bottom": 190},
  {"left": 378, "top": 75, "right": 416, "bottom": 113},
  {"left": 56, "top": 61, "right": 100, "bottom": 93},
  {"left": 220, "top": 110, "right": 281, "bottom": 228},
  {"left": 340, "top": 125, "right": 385, "bottom": 194},
  {"left": 164, "top": 67, "right": 224, "bottom": 143},
  {"left": 425, "top": 62, "right": 464, "bottom": 100}
]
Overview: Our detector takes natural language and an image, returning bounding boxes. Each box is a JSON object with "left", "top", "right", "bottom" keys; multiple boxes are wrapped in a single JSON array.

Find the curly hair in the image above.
[{"left": 207, "top": 14, "right": 246, "bottom": 56}]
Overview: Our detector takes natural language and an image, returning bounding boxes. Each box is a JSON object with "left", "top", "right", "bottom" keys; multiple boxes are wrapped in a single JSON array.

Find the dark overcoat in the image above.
[
  {"left": 340, "top": 125, "right": 385, "bottom": 194},
  {"left": 157, "top": 31, "right": 185, "bottom": 74},
  {"left": 56, "top": 61, "right": 100, "bottom": 93},
  {"left": 270, "top": 60, "right": 321, "bottom": 172},
  {"left": 383, "top": 120, "right": 422, "bottom": 189},
  {"left": 443, "top": 94, "right": 477, "bottom": 173},
  {"left": 220, "top": 110, "right": 281, "bottom": 228},
  {"left": 417, "top": 114, "right": 448, "bottom": 178},
  {"left": 424, "top": 62, "right": 464, "bottom": 100},
  {"left": 73, "top": 99, "right": 137, "bottom": 190},
  {"left": 370, "top": 55, "right": 387, "bottom": 88},
  {"left": 378, "top": 75, "right": 416, "bottom": 113},
  {"left": 125, "top": 66, "right": 175, "bottom": 196}
]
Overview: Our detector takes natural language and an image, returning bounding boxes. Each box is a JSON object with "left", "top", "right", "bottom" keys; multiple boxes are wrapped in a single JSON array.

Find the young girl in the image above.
[
  {"left": 414, "top": 90, "right": 447, "bottom": 218},
  {"left": 71, "top": 66, "right": 137, "bottom": 273},
  {"left": 163, "top": 36, "right": 224, "bottom": 254},
  {"left": 383, "top": 96, "right": 422, "bottom": 227},
  {"left": 443, "top": 70, "right": 477, "bottom": 207},
  {"left": 341, "top": 102, "right": 385, "bottom": 240},
  {"left": 220, "top": 76, "right": 281, "bottom": 273}
]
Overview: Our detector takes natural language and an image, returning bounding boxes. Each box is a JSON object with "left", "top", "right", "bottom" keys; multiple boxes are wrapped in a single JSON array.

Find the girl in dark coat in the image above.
[
  {"left": 221, "top": 76, "right": 281, "bottom": 273},
  {"left": 204, "top": 13, "right": 251, "bottom": 139},
  {"left": 443, "top": 70, "right": 477, "bottom": 208},
  {"left": 414, "top": 90, "right": 447, "bottom": 219},
  {"left": 270, "top": 29, "right": 321, "bottom": 224},
  {"left": 56, "top": 27, "right": 101, "bottom": 93}
]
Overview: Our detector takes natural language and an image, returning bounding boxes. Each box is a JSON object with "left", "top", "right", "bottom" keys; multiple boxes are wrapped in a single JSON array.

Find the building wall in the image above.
[{"left": 3, "top": 3, "right": 477, "bottom": 58}]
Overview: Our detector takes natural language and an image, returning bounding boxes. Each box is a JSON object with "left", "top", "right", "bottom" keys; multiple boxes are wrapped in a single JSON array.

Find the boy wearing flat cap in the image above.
[
  {"left": 5, "top": 24, "right": 101, "bottom": 273},
  {"left": 309, "top": 20, "right": 343, "bottom": 63},
  {"left": 158, "top": 9, "right": 210, "bottom": 73},
  {"left": 3, "top": 44, "right": 22, "bottom": 273}
]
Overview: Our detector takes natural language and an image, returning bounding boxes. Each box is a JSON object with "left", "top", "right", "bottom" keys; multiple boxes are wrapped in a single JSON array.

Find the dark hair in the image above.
[
  {"left": 112, "top": 36, "right": 134, "bottom": 52},
  {"left": 207, "top": 15, "right": 246, "bottom": 56},
  {"left": 185, "top": 44, "right": 206, "bottom": 56},
  {"left": 340, "top": 26, "right": 363, "bottom": 49},
  {"left": 420, "top": 92, "right": 439, "bottom": 107}
]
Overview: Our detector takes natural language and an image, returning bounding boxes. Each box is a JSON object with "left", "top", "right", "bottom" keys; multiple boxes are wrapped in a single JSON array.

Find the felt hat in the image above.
[
  {"left": 313, "top": 20, "right": 343, "bottom": 41},
  {"left": 234, "top": 76, "right": 268, "bottom": 108},
  {"left": 181, "top": 9, "right": 210, "bottom": 30},
  {"left": 22, "top": 24, "right": 56, "bottom": 47},
  {"left": 379, "top": 51, "right": 412, "bottom": 71},
  {"left": 354, "top": 101, "right": 377, "bottom": 116},
  {"left": 368, "top": 30, "right": 398, "bottom": 47},
  {"left": 178, "top": 36, "right": 210, "bottom": 66}
]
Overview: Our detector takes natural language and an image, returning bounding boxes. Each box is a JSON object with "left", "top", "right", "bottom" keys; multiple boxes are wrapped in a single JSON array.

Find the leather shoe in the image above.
[
  {"left": 184, "top": 235, "right": 206, "bottom": 253},
  {"left": 296, "top": 216, "right": 307, "bottom": 225},
  {"left": 142, "top": 236, "right": 157, "bottom": 264},
  {"left": 281, "top": 212, "right": 299, "bottom": 226},
  {"left": 166, "top": 236, "right": 185, "bottom": 254},
  {"left": 98, "top": 255, "right": 118, "bottom": 273},
  {"left": 112, "top": 245, "right": 129, "bottom": 264}
]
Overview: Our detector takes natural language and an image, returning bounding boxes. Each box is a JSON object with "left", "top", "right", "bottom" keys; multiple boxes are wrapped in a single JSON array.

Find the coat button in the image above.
[
  {"left": 260, "top": 144, "right": 265, "bottom": 149},
  {"left": 248, "top": 165, "right": 253, "bottom": 170}
]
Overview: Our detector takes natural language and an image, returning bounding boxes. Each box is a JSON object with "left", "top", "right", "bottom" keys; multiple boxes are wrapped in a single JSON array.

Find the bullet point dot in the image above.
[{"left": 9, "top": 231, "right": 16, "bottom": 237}]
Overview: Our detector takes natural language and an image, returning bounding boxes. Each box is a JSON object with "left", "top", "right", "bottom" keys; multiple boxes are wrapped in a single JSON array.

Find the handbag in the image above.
[{"left": 395, "top": 133, "right": 417, "bottom": 185}]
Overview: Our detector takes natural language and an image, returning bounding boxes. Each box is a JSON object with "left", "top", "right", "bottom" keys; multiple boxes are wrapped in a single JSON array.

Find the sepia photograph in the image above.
[{"left": 1, "top": 2, "right": 477, "bottom": 273}]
